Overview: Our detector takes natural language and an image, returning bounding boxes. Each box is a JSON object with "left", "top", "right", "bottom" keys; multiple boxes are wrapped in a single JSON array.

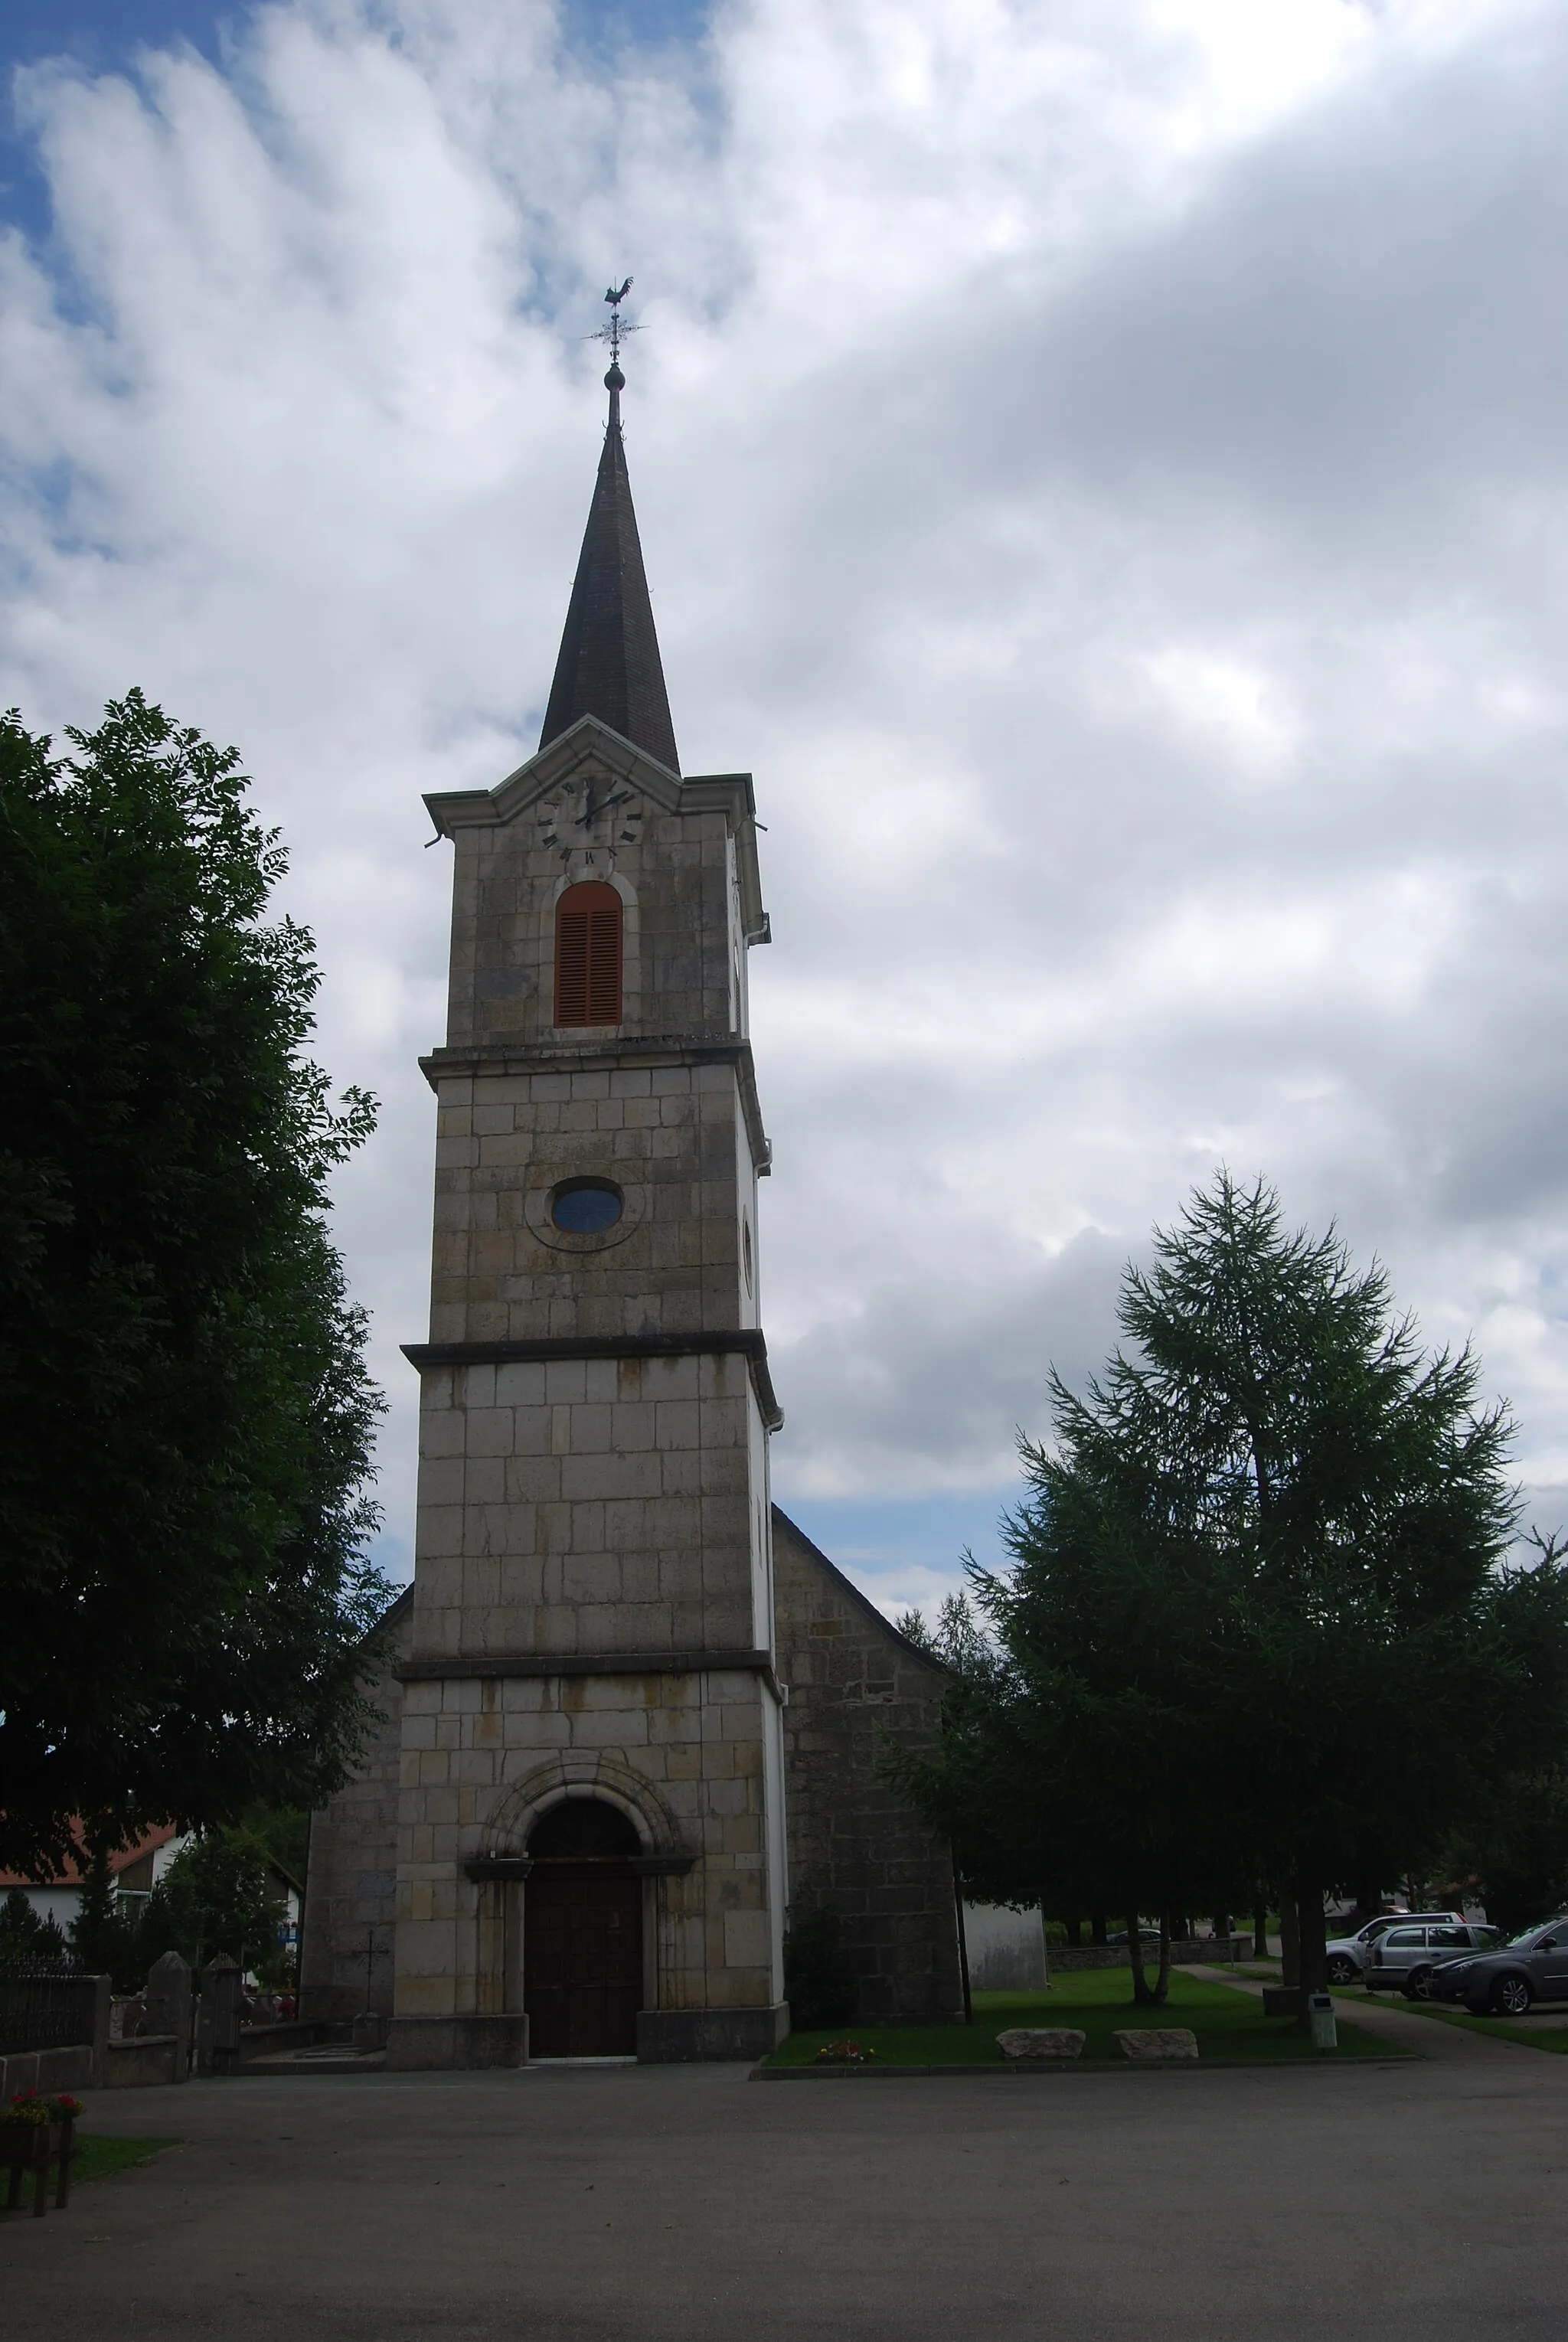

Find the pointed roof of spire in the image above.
[{"left": 538, "top": 360, "right": 679, "bottom": 775}]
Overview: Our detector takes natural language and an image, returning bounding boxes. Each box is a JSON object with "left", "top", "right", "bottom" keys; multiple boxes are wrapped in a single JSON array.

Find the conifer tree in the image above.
[{"left": 890, "top": 1174, "right": 1567, "bottom": 1997}]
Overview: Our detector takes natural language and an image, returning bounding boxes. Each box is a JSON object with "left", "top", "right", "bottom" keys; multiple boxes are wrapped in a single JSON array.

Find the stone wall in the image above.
[
  {"left": 423, "top": 1051, "right": 761, "bottom": 1352},
  {"left": 299, "top": 1591, "right": 412, "bottom": 2024},
  {"left": 407, "top": 1349, "right": 766, "bottom": 1660},
  {"left": 773, "top": 1510, "right": 964, "bottom": 2025},
  {"left": 387, "top": 1665, "right": 788, "bottom": 2058},
  {"left": 1050, "top": 1938, "right": 1250, "bottom": 1972},
  {"left": 438, "top": 759, "right": 750, "bottom": 1053},
  {"left": 0, "top": 2043, "right": 95, "bottom": 2098}
]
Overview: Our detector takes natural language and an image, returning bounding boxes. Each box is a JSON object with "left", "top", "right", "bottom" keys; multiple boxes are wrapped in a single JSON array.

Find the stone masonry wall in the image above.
[
  {"left": 392, "top": 1668, "right": 782, "bottom": 2024},
  {"left": 424, "top": 1055, "right": 753, "bottom": 1347},
  {"left": 410, "top": 1351, "right": 766, "bottom": 1661},
  {"left": 445, "top": 790, "right": 736, "bottom": 1051},
  {"left": 390, "top": 729, "right": 784, "bottom": 2059},
  {"left": 773, "top": 1511, "right": 964, "bottom": 2025},
  {"left": 300, "top": 1591, "right": 411, "bottom": 2024}
]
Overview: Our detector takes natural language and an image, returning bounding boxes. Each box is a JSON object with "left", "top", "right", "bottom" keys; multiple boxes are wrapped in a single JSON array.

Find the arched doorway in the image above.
[{"left": 524, "top": 1800, "right": 643, "bottom": 2056}]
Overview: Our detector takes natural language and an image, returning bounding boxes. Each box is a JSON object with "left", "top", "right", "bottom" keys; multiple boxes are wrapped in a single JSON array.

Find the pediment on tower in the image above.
[
  {"left": 423, "top": 714, "right": 683, "bottom": 838},
  {"left": 423, "top": 715, "right": 768, "bottom": 944}
]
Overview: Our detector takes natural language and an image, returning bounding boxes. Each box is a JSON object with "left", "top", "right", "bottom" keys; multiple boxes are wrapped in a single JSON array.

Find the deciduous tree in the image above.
[{"left": 0, "top": 694, "right": 392, "bottom": 1877}]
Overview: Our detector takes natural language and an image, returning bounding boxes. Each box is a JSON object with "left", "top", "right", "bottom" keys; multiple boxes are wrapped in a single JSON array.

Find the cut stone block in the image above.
[
  {"left": 1113, "top": 2027, "right": 1199, "bottom": 2061},
  {"left": 996, "top": 2027, "right": 1086, "bottom": 2061}
]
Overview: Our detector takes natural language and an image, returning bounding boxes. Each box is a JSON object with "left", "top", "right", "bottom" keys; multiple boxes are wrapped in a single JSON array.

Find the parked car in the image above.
[
  {"left": 1363, "top": 1920, "right": 1500, "bottom": 1998},
  {"left": 1324, "top": 1912, "right": 1465, "bottom": 1986},
  {"left": 1426, "top": 1920, "right": 1568, "bottom": 2016}
]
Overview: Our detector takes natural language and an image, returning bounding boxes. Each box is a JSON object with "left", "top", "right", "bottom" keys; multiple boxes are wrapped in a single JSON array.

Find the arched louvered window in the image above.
[{"left": 554, "top": 880, "right": 622, "bottom": 1027}]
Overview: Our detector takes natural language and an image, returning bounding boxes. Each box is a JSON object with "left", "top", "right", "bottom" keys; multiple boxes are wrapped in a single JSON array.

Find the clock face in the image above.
[{"left": 537, "top": 779, "right": 644, "bottom": 870}]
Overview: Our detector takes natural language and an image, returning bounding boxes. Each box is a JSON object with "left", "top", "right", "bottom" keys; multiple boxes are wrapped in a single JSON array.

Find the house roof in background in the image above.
[{"left": 0, "top": 1820, "right": 181, "bottom": 1890}]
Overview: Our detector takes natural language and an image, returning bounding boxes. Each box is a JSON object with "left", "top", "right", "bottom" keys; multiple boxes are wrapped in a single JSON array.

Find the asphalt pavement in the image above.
[{"left": 5, "top": 2030, "right": 1564, "bottom": 2341}]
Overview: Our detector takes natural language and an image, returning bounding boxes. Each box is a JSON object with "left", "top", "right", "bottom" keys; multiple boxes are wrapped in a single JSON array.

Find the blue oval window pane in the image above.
[{"left": 552, "top": 1184, "right": 622, "bottom": 1233}]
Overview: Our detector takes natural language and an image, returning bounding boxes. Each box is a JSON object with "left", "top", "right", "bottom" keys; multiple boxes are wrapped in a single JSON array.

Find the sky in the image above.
[{"left": 4, "top": 0, "right": 1567, "bottom": 1619}]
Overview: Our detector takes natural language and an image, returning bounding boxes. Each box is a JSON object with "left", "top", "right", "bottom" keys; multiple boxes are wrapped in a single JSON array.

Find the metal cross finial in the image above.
[
  {"left": 586, "top": 276, "right": 642, "bottom": 394},
  {"left": 603, "top": 276, "right": 632, "bottom": 366}
]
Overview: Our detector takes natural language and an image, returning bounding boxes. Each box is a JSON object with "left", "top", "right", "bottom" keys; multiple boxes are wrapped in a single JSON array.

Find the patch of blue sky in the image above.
[
  {"left": 776, "top": 1485, "right": 1027, "bottom": 1626},
  {"left": 562, "top": 0, "right": 712, "bottom": 54},
  {"left": 0, "top": 4, "right": 230, "bottom": 246},
  {"left": 368, "top": 1527, "right": 413, "bottom": 1591},
  {"left": 0, "top": 3, "right": 716, "bottom": 247}
]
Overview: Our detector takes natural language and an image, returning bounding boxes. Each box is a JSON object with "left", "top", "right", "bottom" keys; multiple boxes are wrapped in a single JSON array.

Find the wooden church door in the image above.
[{"left": 524, "top": 1800, "right": 643, "bottom": 2056}]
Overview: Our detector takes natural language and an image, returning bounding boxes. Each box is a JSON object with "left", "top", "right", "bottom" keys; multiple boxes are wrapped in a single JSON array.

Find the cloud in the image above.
[{"left": 3, "top": 0, "right": 1567, "bottom": 1597}]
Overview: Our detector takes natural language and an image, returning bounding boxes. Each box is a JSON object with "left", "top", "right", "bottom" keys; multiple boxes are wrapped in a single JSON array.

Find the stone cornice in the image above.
[
  {"left": 462, "top": 1852, "right": 697, "bottom": 1882},
  {"left": 401, "top": 1329, "right": 783, "bottom": 1432},
  {"left": 420, "top": 1037, "right": 772, "bottom": 1174},
  {"left": 403, "top": 1647, "right": 776, "bottom": 1685}
]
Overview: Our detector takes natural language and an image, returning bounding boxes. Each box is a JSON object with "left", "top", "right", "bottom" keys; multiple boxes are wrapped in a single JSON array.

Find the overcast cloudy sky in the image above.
[{"left": 4, "top": 0, "right": 1566, "bottom": 1615}]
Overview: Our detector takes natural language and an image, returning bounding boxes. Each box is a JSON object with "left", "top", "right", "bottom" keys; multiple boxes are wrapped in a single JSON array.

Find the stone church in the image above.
[{"left": 301, "top": 345, "right": 964, "bottom": 2064}]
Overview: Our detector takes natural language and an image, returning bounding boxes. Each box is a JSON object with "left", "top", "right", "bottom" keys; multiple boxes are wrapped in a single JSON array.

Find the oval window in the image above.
[{"left": 550, "top": 1180, "right": 623, "bottom": 1234}]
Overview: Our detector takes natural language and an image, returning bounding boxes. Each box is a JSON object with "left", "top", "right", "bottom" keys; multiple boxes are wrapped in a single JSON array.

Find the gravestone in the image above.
[
  {"left": 143, "top": 1952, "right": 192, "bottom": 2083},
  {"left": 201, "top": 1955, "right": 243, "bottom": 2076}
]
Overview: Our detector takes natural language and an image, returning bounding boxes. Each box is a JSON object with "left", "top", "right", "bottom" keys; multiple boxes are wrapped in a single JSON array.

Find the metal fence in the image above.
[{"left": 0, "top": 1966, "right": 99, "bottom": 2056}]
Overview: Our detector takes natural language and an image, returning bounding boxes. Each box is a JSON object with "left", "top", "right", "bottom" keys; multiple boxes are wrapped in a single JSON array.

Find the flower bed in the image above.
[{"left": 2, "top": 2091, "right": 82, "bottom": 2217}]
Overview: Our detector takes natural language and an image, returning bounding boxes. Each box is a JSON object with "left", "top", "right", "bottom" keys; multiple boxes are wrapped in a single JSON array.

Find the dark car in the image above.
[{"left": 1428, "top": 1920, "right": 1568, "bottom": 2016}]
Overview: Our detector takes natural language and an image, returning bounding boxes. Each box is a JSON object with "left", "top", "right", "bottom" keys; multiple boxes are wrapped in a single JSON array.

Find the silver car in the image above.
[
  {"left": 1324, "top": 1912, "right": 1466, "bottom": 1986},
  {"left": 1363, "top": 1920, "right": 1500, "bottom": 1998}
]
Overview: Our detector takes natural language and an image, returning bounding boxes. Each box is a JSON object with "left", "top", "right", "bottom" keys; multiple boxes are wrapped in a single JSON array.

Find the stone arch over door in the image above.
[
  {"left": 482, "top": 1752, "right": 684, "bottom": 1862},
  {"left": 482, "top": 1753, "right": 692, "bottom": 2054}
]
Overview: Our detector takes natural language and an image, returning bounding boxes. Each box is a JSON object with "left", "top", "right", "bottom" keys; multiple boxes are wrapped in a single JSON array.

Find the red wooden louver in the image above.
[{"left": 554, "top": 881, "right": 622, "bottom": 1026}]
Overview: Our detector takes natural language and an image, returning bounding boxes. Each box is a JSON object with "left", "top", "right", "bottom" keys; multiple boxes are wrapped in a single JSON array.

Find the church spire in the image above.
[{"left": 538, "top": 283, "right": 679, "bottom": 775}]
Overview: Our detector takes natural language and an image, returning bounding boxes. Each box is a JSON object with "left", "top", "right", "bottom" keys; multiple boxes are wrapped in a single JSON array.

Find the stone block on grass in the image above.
[
  {"left": 995, "top": 2028, "right": 1086, "bottom": 2060},
  {"left": 1113, "top": 2027, "right": 1199, "bottom": 2061}
]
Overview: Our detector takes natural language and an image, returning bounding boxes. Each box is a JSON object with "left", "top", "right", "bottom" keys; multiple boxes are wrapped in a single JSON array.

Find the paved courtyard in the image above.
[{"left": 5, "top": 2018, "right": 1565, "bottom": 2341}]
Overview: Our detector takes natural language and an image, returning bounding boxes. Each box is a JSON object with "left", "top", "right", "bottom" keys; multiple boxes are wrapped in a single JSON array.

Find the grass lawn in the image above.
[
  {"left": 766, "top": 1970, "right": 1397, "bottom": 2065},
  {"left": 1337, "top": 1992, "right": 1568, "bottom": 2055},
  {"left": 1, "top": 2135, "right": 178, "bottom": 2216},
  {"left": 71, "top": 2135, "right": 181, "bottom": 2183}
]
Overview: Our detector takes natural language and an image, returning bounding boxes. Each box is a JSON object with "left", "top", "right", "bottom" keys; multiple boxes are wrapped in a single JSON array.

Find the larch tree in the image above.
[{"left": 890, "top": 1173, "right": 1566, "bottom": 1997}]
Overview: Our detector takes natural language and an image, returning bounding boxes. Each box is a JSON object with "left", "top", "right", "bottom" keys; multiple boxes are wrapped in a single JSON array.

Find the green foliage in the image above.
[
  {"left": 234, "top": 1805, "right": 310, "bottom": 1891},
  {"left": 1436, "top": 1731, "right": 1568, "bottom": 1935},
  {"left": 887, "top": 1173, "right": 1566, "bottom": 1952},
  {"left": 0, "top": 1888, "right": 69, "bottom": 1971},
  {"left": 895, "top": 1590, "right": 991, "bottom": 1671},
  {"left": 63, "top": 1829, "right": 289, "bottom": 1991},
  {"left": 0, "top": 694, "right": 394, "bottom": 1878},
  {"left": 783, "top": 1890, "right": 859, "bottom": 2030},
  {"left": 138, "top": 1830, "right": 286, "bottom": 1980},
  {"left": 67, "top": 1848, "right": 145, "bottom": 1988}
]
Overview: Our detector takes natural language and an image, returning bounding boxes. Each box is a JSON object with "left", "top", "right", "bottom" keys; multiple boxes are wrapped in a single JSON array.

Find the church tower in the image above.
[{"left": 386, "top": 331, "right": 789, "bottom": 2066}]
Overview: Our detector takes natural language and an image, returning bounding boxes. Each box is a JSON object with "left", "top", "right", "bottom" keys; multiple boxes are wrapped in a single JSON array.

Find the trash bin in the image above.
[{"left": 1308, "top": 1990, "right": 1337, "bottom": 2051}]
